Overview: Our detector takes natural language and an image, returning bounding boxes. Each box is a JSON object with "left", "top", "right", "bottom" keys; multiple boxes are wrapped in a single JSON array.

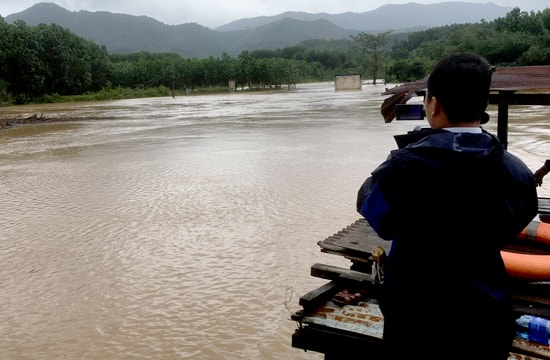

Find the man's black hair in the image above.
[{"left": 427, "top": 52, "right": 493, "bottom": 123}]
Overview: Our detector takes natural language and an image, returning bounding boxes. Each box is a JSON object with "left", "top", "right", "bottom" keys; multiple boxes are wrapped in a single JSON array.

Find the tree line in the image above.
[
  {"left": 386, "top": 8, "right": 550, "bottom": 82},
  {"left": 1, "top": 7, "right": 549, "bottom": 105}
]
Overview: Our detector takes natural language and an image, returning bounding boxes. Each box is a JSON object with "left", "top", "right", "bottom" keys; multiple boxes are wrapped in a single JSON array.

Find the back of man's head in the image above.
[{"left": 427, "top": 53, "right": 493, "bottom": 123}]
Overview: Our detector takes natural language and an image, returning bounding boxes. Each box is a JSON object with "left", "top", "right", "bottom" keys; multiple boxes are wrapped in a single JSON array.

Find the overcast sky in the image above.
[{"left": 1, "top": 1, "right": 548, "bottom": 28}]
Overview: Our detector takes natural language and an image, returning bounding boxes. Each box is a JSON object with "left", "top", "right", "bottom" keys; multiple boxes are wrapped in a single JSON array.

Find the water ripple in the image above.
[{"left": 1, "top": 83, "right": 548, "bottom": 358}]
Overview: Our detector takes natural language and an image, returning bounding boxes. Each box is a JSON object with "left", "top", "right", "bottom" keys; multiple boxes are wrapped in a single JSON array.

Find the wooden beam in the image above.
[
  {"left": 310, "top": 263, "right": 376, "bottom": 284},
  {"left": 298, "top": 281, "right": 339, "bottom": 308},
  {"left": 497, "top": 103, "right": 509, "bottom": 149},
  {"left": 489, "top": 93, "right": 550, "bottom": 106}
]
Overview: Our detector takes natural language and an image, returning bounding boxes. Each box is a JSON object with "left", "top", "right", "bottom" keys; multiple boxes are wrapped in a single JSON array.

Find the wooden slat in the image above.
[
  {"left": 310, "top": 263, "right": 376, "bottom": 284},
  {"left": 298, "top": 281, "right": 339, "bottom": 308},
  {"left": 318, "top": 219, "right": 390, "bottom": 260},
  {"left": 511, "top": 340, "right": 550, "bottom": 360}
]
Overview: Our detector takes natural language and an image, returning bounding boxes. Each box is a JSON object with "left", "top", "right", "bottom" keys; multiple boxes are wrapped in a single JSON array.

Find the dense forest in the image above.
[{"left": 1, "top": 7, "right": 549, "bottom": 105}]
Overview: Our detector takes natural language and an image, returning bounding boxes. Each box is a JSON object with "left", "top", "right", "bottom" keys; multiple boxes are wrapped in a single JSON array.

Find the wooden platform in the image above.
[{"left": 292, "top": 214, "right": 550, "bottom": 360}]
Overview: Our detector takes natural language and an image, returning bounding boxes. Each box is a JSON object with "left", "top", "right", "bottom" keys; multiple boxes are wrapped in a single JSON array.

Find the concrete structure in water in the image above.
[{"left": 335, "top": 74, "right": 362, "bottom": 90}]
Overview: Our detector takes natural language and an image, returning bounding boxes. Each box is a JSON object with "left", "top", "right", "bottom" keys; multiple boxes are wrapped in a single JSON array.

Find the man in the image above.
[{"left": 356, "top": 53, "right": 538, "bottom": 359}]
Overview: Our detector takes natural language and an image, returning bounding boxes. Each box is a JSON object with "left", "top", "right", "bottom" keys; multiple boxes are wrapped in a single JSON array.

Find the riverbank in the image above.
[
  {"left": 0, "top": 84, "right": 297, "bottom": 109},
  {"left": 0, "top": 85, "right": 300, "bottom": 130}
]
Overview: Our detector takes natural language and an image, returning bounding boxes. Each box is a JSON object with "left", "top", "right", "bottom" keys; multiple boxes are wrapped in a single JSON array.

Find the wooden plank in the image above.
[
  {"left": 298, "top": 281, "right": 339, "bottom": 308},
  {"left": 293, "top": 327, "right": 550, "bottom": 360},
  {"left": 293, "top": 289, "right": 550, "bottom": 360},
  {"left": 511, "top": 340, "right": 550, "bottom": 360},
  {"left": 489, "top": 93, "right": 550, "bottom": 106},
  {"left": 292, "top": 323, "right": 384, "bottom": 358},
  {"left": 511, "top": 281, "right": 550, "bottom": 318},
  {"left": 310, "top": 263, "right": 376, "bottom": 284}
]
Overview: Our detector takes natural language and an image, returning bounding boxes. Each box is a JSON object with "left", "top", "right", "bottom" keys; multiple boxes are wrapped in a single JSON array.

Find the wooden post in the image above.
[{"left": 497, "top": 102, "right": 509, "bottom": 149}]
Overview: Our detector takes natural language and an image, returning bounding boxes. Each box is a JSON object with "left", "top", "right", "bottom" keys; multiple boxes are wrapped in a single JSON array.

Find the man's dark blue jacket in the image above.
[{"left": 356, "top": 128, "right": 538, "bottom": 358}]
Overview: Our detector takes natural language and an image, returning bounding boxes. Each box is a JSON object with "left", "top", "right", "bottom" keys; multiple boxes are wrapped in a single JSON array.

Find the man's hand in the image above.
[{"left": 534, "top": 164, "right": 549, "bottom": 187}]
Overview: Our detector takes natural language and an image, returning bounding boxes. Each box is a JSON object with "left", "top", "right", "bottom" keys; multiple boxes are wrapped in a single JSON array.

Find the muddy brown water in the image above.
[{"left": 1, "top": 83, "right": 549, "bottom": 359}]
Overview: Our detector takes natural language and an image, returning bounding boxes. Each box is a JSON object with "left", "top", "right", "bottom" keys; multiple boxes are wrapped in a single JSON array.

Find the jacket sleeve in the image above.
[
  {"left": 356, "top": 176, "right": 373, "bottom": 212},
  {"left": 357, "top": 177, "right": 394, "bottom": 240}
]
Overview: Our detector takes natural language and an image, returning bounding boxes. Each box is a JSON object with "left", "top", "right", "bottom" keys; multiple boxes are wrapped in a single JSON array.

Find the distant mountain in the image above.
[
  {"left": 4, "top": 2, "right": 514, "bottom": 58},
  {"left": 4, "top": 3, "right": 226, "bottom": 57},
  {"left": 4, "top": 3, "right": 355, "bottom": 57},
  {"left": 216, "top": 2, "right": 513, "bottom": 32},
  {"left": 231, "top": 18, "right": 354, "bottom": 50}
]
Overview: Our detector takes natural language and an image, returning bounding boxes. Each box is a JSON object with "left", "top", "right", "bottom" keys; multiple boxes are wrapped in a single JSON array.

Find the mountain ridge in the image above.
[
  {"left": 215, "top": 2, "right": 513, "bottom": 31},
  {"left": 4, "top": 2, "right": 514, "bottom": 58}
]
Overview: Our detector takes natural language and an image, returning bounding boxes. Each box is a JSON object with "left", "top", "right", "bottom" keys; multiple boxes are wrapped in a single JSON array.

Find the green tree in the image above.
[
  {"left": 2, "top": 20, "right": 45, "bottom": 102},
  {"left": 388, "top": 59, "right": 429, "bottom": 82},
  {"left": 237, "top": 50, "right": 254, "bottom": 89},
  {"left": 350, "top": 31, "right": 391, "bottom": 84},
  {"left": 495, "top": 7, "right": 544, "bottom": 35},
  {"left": 34, "top": 23, "right": 94, "bottom": 95}
]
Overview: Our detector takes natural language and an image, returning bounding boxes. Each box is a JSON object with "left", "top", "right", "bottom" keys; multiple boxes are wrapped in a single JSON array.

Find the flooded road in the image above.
[{"left": 1, "top": 83, "right": 549, "bottom": 359}]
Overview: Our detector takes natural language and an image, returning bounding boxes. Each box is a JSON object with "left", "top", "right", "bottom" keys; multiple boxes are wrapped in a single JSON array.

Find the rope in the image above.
[{"left": 284, "top": 286, "right": 295, "bottom": 315}]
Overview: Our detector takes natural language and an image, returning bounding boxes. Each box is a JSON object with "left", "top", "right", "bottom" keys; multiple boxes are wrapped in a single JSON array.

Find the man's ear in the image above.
[{"left": 430, "top": 96, "right": 443, "bottom": 119}]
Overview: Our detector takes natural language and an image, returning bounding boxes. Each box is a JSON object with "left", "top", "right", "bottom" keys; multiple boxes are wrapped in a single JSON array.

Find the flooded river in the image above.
[{"left": 1, "top": 83, "right": 550, "bottom": 359}]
